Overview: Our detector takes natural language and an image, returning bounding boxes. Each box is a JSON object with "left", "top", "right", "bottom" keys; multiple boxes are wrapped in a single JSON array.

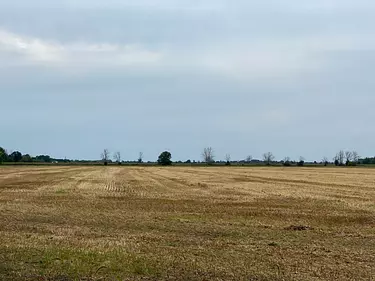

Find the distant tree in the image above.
[
  {"left": 202, "top": 147, "right": 215, "bottom": 164},
  {"left": 225, "top": 154, "right": 231, "bottom": 166},
  {"left": 101, "top": 149, "right": 110, "bottom": 165},
  {"left": 362, "top": 158, "right": 369, "bottom": 164},
  {"left": 245, "top": 155, "right": 253, "bottom": 163},
  {"left": 138, "top": 152, "right": 144, "bottom": 163},
  {"left": 158, "top": 151, "right": 172, "bottom": 166},
  {"left": 283, "top": 157, "right": 291, "bottom": 166},
  {"left": 345, "top": 151, "right": 353, "bottom": 166},
  {"left": 352, "top": 151, "right": 360, "bottom": 164},
  {"left": 22, "top": 154, "right": 32, "bottom": 162},
  {"left": 185, "top": 159, "right": 192, "bottom": 164},
  {"left": 0, "top": 147, "right": 7, "bottom": 163},
  {"left": 297, "top": 156, "right": 305, "bottom": 167},
  {"left": 362, "top": 157, "right": 375, "bottom": 165},
  {"left": 322, "top": 157, "right": 329, "bottom": 166},
  {"left": 334, "top": 150, "right": 345, "bottom": 166},
  {"left": 34, "top": 155, "right": 52, "bottom": 163},
  {"left": 263, "top": 152, "right": 274, "bottom": 166},
  {"left": 10, "top": 151, "right": 23, "bottom": 162},
  {"left": 113, "top": 152, "right": 121, "bottom": 164}
]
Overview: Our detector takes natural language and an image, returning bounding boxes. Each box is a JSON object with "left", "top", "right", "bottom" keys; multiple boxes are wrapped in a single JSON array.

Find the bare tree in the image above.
[
  {"left": 101, "top": 149, "right": 110, "bottom": 161},
  {"left": 283, "top": 157, "right": 291, "bottom": 166},
  {"left": 113, "top": 152, "right": 121, "bottom": 163},
  {"left": 202, "top": 147, "right": 215, "bottom": 163},
  {"left": 138, "top": 152, "right": 144, "bottom": 163},
  {"left": 339, "top": 150, "right": 345, "bottom": 165},
  {"left": 352, "top": 151, "right": 360, "bottom": 163},
  {"left": 322, "top": 157, "right": 329, "bottom": 166},
  {"left": 101, "top": 149, "right": 110, "bottom": 165},
  {"left": 245, "top": 155, "right": 253, "bottom": 163},
  {"left": 345, "top": 151, "right": 353, "bottom": 163},
  {"left": 283, "top": 157, "right": 291, "bottom": 162},
  {"left": 297, "top": 156, "right": 305, "bottom": 166},
  {"left": 334, "top": 150, "right": 345, "bottom": 166},
  {"left": 333, "top": 155, "right": 338, "bottom": 164},
  {"left": 225, "top": 153, "right": 231, "bottom": 166},
  {"left": 225, "top": 154, "right": 231, "bottom": 162},
  {"left": 263, "top": 152, "right": 274, "bottom": 166}
]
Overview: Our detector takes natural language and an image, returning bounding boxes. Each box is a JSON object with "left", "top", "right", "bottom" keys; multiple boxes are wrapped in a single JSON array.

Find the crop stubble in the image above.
[{"left": 0, "top": 166, "right": 374, "bottom": 280}]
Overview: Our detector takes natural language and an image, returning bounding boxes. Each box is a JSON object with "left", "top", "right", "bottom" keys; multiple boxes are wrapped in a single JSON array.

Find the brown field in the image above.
[{"left": 0, "top": 166, "right": 375, "bottom": 280}]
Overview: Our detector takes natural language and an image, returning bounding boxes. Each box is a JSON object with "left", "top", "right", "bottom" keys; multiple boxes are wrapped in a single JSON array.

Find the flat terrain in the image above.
[{"left": 0, "top": 166, "right": 374, "bottom": 280}]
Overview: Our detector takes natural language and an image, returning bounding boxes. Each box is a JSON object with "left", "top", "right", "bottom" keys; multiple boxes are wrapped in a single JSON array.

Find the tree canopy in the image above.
[
  {"left": 158, "top": 151, "right": 172, "bottom": 166},
  {"left": 9, "top": 151, "right": 22, "bottom": 162},
  {"left": 0, "top": 147, "right": 7, "bottom": 163}
]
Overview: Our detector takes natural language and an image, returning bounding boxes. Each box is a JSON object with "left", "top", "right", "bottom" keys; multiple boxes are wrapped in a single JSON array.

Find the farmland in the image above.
[{"left": 0, "top": 166, "right": 374, "bottom": 280}]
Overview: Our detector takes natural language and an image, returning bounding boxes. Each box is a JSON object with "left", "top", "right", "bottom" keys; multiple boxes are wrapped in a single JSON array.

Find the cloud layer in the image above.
[{"left": 1, "top": 0, "right": 374, "bottom": 161}]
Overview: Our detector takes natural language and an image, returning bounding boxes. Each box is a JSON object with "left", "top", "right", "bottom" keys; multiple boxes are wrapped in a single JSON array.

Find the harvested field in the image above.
[{"left": 0, "top": 166, "right": 374, "bottom": 280}]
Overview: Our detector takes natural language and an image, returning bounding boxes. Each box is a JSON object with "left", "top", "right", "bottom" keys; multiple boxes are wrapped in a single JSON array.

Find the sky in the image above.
[{"left": 1, "top": 0, "right": 374, "bottom": 161}]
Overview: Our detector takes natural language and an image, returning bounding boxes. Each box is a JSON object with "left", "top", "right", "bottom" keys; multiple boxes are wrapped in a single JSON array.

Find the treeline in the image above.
[
  {"left": 361, "top": 158, "right": 375, "bottom": 165},
  {"left": 1, "top": 146, "right": 375, "bottom": 166},
  {"left": 0, "top": 148, "right": 57, "bottom": 163}
]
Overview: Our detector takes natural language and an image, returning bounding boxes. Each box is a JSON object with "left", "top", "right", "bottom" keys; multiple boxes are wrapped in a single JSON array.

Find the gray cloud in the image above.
[{"left": 1, "top": 0, "right": 375, "bottom": 161}]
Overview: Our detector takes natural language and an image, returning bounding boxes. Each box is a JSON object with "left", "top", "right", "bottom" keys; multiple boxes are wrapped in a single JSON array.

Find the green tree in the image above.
[
  {"left": 10, "top": 151, "right": 22, "bottom": 162},
  {"left": 22, "top": 154, "right": 32, "bottom": 162},
  {"left": 0, "top": 147, "right": 7, "bottom": 163},
  {"left": 158, "top": 151, "right": 172, "bottom": 166},
  {"left": 35, "top": 155, "right": 52, "bottom": 163}
]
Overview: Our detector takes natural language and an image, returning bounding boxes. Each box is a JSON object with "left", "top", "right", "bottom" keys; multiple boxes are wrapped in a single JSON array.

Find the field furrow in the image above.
[{"left": 0, "top": 166, "right": 374, "bottom": 280}]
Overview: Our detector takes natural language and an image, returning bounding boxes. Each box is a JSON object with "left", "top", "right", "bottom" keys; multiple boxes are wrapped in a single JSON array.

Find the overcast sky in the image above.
[{"left": 1, "top": 0, "right": 374, "bottom": 161}]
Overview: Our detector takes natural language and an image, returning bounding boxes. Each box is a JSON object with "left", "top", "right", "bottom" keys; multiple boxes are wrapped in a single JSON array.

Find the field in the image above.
[{"left": 0, "top": 166, "right": 374, "bottom": 280}]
